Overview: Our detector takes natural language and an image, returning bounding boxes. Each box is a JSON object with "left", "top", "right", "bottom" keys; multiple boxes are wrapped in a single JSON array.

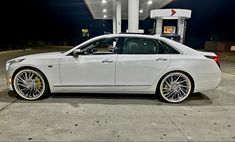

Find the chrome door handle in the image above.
[
  {"left": 102, "top": 60, "right": 114, "bottom": 63},
  {"left": 155, "top": 58, "right": 168, "bottom": 61}
]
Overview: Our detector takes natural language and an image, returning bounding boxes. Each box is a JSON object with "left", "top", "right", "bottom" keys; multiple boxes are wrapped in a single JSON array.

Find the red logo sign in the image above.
[{"left": 171, "top": 9, "right": 176, "bottom": 16}]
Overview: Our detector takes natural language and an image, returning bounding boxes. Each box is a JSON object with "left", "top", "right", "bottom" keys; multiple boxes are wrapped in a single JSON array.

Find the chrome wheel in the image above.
[
  {"left": 13, "top": 69, "right": 46, "bottom": 100},
  {"left": 160, "top": 72, "right": 192, "bottom": 103}
]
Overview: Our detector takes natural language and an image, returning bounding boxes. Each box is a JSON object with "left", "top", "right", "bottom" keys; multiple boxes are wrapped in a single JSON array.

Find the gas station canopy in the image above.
[
  {"left": 84, "top": 0, "right": 174, "bottom": 34},
  {"left": 84, "top": 0, "right": 173, "bottom": 20}
]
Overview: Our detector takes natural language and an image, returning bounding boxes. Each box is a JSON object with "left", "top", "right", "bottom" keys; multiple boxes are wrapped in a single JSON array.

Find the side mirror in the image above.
[{"left": 73, "top": 49, "right": 82, "bottom": 57}]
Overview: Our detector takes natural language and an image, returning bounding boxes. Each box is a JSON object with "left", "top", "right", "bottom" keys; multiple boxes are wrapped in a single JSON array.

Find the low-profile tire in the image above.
[
  {"left": 13, "top": 69, "right": 50, "bottom": 101},
  {"left": 157, "top": 72, "right": 193, "bottom": 103}
]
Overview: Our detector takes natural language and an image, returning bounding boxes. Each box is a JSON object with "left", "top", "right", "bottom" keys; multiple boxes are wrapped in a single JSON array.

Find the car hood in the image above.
[{"left": 15, "top": 52, "right": 62, "bottom": 60}]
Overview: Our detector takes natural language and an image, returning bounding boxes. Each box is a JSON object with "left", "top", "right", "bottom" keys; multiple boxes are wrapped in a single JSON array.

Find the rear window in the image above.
[{"left": 159, "top": 41, "right": 180, "bottom": 54}]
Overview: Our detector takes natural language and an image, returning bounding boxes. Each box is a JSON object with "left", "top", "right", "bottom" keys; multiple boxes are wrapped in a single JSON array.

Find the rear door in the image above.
[{"left": 115, "top": 37, "right": 170, "bottom": 86}]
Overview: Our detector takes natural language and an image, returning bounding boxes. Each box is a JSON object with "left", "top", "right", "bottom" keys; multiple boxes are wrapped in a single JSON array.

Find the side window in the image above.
[
  {"left": 122, "top": 37, "right": 166, "bottom": 54},
  {"left": 159, "top": 41, "right": 180, "bottom": 54},
  {"left": 81, "top": 37, "right": 119, "bottom": 55},
  {"left": 139, "top": 39, "right": 157, "bottom": 54},
  {"left": 123, "top": 38, "right": 140, "bottom": 54}
]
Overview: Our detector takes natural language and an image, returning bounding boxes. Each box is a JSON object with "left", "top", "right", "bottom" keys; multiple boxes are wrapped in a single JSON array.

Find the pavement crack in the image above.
[
  {"left": 0, "top": 99, "right": 18, "bottom": 113},
  {"left": 160, "top": 106, "right": 190, "bottom": 142}
]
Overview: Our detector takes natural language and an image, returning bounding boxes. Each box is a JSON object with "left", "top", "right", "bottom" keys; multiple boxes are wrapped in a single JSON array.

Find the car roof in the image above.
[{"left": 98, "top": 34, "right": 160, "bottom": 39}]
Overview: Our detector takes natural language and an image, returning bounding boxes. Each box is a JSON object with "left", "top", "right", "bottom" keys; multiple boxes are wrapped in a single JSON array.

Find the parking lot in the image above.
[{"left": 0, "top": 47, "right": 235, "bottom": 141}]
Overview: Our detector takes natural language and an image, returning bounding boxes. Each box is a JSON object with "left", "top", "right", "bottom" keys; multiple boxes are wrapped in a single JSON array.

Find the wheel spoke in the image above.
[
  {"left": 179, "top": 84, "right": 188, "bottom": 88},
  {"left": 165, "top": 91, "right": 174, "bottom": 99},
  {"left": 182, "top": 86, "right": 188, "bottom": 94},
  {"left": 24, "top": 72, "right": 28, "bottom": 80},
  {"left": 179, "top": 91, "right": 184, "bottom": 98},
  {"left": 174, "top": 75, "right": 181, "bottom": 82},
  {"left": 162, "top": 87, "right": 169, "bottom": 90},
  {"left": 21, "top": 87, "right": 28, "bottom": 92},
  {"left": 18, "top": 83, "right": 27, "bottom": 88},
  {"left": 17, "top": 76, "right": 25, "bottom": 82},
  {"left": 17, "top": 79, "right": 25, "bottom": 85},
  {"left": 170, "top": 76, "right": 174, "bottom": 84},
  {"left": 179, "top": 88, "right": 186, "bottom": 96},
  {"left": 29, "top": 72, "right": 34, "bottom": 79},
  {"left": 165, "top": 80, "right": 171, "bottom": 87},
  {"left": 33, "top": 86, "right": 37, "bottom": 96},
  {"left": 178, "top": 80, "right": 186, "bottom": 84},
  {"left": 175, "top": 92, "right": 179, "bottom": 99}
]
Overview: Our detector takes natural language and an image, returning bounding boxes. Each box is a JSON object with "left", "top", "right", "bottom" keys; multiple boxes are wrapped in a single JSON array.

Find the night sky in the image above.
[{"left": 0, "top": 0, "right": 235, "bottom": 49}]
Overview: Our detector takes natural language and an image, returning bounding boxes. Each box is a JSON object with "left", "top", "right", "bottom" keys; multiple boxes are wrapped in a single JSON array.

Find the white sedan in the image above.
[{"left": 5, "top": 34, "right": 221, "bottom": 103}]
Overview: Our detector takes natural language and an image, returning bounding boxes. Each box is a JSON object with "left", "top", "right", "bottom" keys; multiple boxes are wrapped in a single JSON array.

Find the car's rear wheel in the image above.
[
  {"left": 13, "top": 69, "right": 49, "bottom": 100},
  {"left": 158, "top": 72, "right": 192, "bottom": 103}
]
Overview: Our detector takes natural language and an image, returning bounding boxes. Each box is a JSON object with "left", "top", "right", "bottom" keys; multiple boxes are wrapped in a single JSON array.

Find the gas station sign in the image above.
[
  {"left": 163, "top": 26, "right": 176, "bottom": 34},
  {"left": 150, "top": 9, "right": 192, "bottom": 19}
]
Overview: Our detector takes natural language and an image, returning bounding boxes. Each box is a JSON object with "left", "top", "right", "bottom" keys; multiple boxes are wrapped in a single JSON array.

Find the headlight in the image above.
[{"left": 6, "top": 59, "right": 25, "bottom": 71}]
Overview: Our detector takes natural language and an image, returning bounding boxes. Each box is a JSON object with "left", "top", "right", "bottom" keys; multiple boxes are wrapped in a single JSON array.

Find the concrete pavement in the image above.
[
  {"left": 221, "top": 61, "right": 235, "bottom": 75},
  {"left": 0, "top": 47, "right": 234, "bottom": 141}
]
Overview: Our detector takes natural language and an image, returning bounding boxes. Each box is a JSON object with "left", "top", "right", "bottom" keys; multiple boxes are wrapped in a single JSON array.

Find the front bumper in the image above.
[
  {"left": 6, "top": 74, "right": 13, "bottom": 91},
  {"left": 5, "top": 67, "right": 14, "bottom": 91}
]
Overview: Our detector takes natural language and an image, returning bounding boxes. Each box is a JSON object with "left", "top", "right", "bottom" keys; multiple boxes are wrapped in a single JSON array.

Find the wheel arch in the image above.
[{"left": 12, "top": 66, "right": 51, "bottom": 92}]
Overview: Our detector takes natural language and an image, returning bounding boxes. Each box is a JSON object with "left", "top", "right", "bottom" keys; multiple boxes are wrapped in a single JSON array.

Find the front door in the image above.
[
  {"left": 60, "top": 37, "right": 119, "bottom": 88},
  {"left": 60, "top": 54, "right": 117, "bottom": 87}
]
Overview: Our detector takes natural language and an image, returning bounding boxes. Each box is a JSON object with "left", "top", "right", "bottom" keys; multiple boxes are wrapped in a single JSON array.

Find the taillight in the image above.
[{"left": 205, "top": 55, "right": 220, "bottom": 68}]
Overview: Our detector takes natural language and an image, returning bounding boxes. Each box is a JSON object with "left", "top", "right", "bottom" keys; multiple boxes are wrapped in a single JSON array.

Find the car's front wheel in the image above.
[
  {"left": 13, "top": 69, "right": 49, "bottom": 100},
  {"left": 157, "top": 72, "right": 193, "bottom": 103}
]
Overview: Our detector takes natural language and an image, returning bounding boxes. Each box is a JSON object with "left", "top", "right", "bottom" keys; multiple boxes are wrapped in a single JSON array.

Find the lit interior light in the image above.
[
  {"left": 139, "top": 9, "right": 143, "bottom": 13},
  {"left": 102, "top": 0, "right": 107, "bottom": 4},
  {"left": 104, "top": 15, "right": 107, "bottom": 18},
  {"left": 147, "top": 0, "right": 152, "bottom": 5},
  {"left": 103, "top": 9, "right": 107, "bottom": 13}
]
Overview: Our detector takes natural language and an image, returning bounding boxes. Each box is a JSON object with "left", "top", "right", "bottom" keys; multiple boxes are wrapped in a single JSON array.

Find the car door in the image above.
[
  {"left": 115, "top": 37, "right": 170, "bottom": 86},
  {"left": 59, "top": 37, "right": 119, "bottom": 89}
]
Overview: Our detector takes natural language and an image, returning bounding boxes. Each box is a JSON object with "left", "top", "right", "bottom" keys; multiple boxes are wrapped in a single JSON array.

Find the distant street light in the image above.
[
  {"left": 103, "top": 9, "right": 107, "bottom": 13},
  {"left": 147, "top": 0, "right": 152, "bottom": 5},
  {"left": 102, "top": 0, "right": 107, "bottom": 4}
]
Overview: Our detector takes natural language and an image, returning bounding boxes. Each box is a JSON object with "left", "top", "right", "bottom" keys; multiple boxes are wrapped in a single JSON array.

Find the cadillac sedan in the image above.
[{"left": 5, "top": 34, "right": 221, "bottom": 103}]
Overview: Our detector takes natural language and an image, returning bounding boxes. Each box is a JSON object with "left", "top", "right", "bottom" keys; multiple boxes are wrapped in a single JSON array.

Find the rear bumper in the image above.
[
  {"left": 193, "top": 70, "right": 221, "bottom": 93},
  {"left": 194, "top": 78, "right": 221, "bottom": 93}
]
